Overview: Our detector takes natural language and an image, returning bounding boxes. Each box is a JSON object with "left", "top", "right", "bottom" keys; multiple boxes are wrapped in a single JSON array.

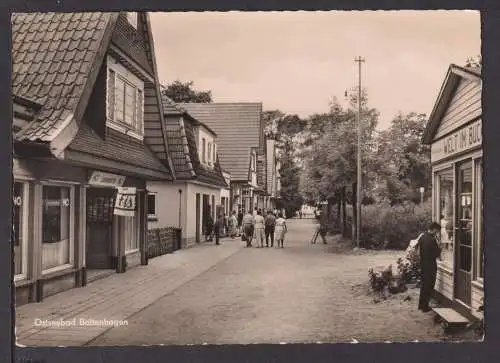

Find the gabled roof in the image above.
[
  {"left": 12, "top": 12, "right": 115, "bottom": 149},
  {"left": 162, "top": 96, "right": 218, "bottom": 136},
  {"left": 422, "top": 64, "right": 482, "bottom": 144},
  {"left": 179, "top": 102, "right": 264, "bottom": 181},
  {"left": 162, "top": 96, "right": 227, "bottom": 187},
  {"left": 11, "top": 12, "right": 175, "bottom": 179}
]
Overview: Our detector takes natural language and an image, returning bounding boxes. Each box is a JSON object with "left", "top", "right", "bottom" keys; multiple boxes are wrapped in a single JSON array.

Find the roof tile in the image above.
[
  {"left": 12, "top": 12, "right": 112, "bottom": 142},
  {"left": 179, "top": 103, "right": 263, "bottom": 181}
]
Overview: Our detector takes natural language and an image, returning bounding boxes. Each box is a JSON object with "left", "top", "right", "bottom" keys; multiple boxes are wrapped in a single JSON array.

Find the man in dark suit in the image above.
[{"left": 417, "top": 222, "right": 442, "bottom": 312}]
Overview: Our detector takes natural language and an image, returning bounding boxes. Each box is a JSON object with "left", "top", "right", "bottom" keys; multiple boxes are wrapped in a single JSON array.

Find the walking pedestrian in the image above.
[
  {"left": 254, "top": 210, "right": 265, "bottom": 248},
  {"left": 311, "top": 211, "right": 328, "bottom": 244},
  {"left": 264, "top": 210, "right": 276, "bottom": 247},
  {"left": 229, "top": 211, "right": 238, "bottom": 238},
  {"left": 242, "top": 210, "right": 255, "bottom": 247},
  {"left": 416, "top": 222, "right": 442, "bottom": 312},
  {"left": 213, "top": 214, "right": 224, "bottom": 245},
  {"left": 274, "top": 213, "right": 287, "bottom": 248},
  {"left": 205, "top": 213, "right": 214, "bottom": 242},
  {"left": 237, "top": 210, "right": 244, "bottom": 237}
]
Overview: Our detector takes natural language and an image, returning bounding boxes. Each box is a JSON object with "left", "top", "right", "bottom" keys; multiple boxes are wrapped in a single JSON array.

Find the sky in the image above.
[{"left": 150, "top": 10, "right": 480, "bottom": 130}]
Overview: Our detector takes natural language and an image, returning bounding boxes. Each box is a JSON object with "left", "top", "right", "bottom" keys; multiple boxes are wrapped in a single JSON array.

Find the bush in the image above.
[
  {"left": 346, "top": 200, "right": 431, "bottom": 249},
  {"left": 396, "top": 248, "right": 421, "bottom": 284}
]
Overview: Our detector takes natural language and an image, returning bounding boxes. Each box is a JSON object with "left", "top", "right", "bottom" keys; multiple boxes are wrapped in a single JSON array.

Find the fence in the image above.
[{"left": 147, "top": 227, "right": 182, "bottom": 259}]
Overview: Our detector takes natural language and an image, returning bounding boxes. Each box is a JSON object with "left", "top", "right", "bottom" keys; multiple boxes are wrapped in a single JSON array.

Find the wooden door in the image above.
[
  {"left": 195, "top": 193, "right": 201, "bottom": 243},
  {"left": 86, "top": 188, "right": 115, "bottom": 269},
  {"left": 455, "top": 161, "right": 473, "bottom": 306}
]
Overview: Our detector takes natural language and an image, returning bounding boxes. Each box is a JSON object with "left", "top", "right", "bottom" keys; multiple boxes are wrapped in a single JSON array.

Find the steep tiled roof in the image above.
[
  {"left": 69, "top": 123, "right": 169, "bottom": 173},
  {"left": 111, "top": 13, "right": 153, "bottom": 75},
  {"left": 164, "top": 115, "right": 195, "bottom": 178},
  {"left": 162, "top": 97, "right": 227, "bottom": 187},
  {"left": 162, "top": 96, "right": 218, "bottom": 136},
  {"left": 12, "top": 12, "right": 174, "bottom": 179},
  {"left": 12, "top": 12, "right": 115, "bottom": 142},
  {"left": 179, "top": 103, "right": 263, "bottom": 181}
]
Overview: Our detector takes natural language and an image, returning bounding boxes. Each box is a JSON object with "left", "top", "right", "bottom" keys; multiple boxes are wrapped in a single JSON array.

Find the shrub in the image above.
[
  {"left": 368, "top": 265, "right": 393, "bottom": 296},
  {"left": 346, "top": 200, "right": 431, "bottom": 249},
  {"left": 396, "top": 248, "right": 421, "bottom": 284}
]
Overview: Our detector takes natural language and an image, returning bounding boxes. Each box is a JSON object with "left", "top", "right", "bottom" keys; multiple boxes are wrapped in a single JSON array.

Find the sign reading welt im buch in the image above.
[{"left": 431, "top": 119, "right": 482, "bottom": 163}]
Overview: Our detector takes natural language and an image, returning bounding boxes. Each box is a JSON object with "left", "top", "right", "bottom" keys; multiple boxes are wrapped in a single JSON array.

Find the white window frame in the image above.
[
  {"left": 474, "top": 157, "right": 484, "bottom": 283},
  {"left": 13, "top": 180, "right": 29, "bottom": 282},
  {"left": 147, "top": 192, "right": 158, "bottom": 221},
  {"left": 207, "top": 142, "right": 213, "bottom": 166},
  {"left": 213, "top": 143, "right": 217, "bottom": 165},
  {"left": 106, "top": 55, "right": 144, "bottom": 141},
  {"left": 40, "top": 181, "right": 76, "bottom": 275}
]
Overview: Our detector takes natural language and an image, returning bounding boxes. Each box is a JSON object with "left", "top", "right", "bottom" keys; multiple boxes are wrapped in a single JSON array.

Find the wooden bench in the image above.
[{"left": 432, "top": 307, "right": 470, "bottom": 331}]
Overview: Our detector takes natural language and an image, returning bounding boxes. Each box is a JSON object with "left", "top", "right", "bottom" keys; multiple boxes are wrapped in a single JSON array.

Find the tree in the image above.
[
  {"left": 161, "top": 80, "right": 212, "bottom": 103},
  {"left": 371, "top": 112, "right": 431, "bottom": 204}
]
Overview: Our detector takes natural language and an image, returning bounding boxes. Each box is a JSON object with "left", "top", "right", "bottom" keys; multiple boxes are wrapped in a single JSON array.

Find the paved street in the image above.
[{"left": 16, "top": 219, "right": 443, "bottom": 347}]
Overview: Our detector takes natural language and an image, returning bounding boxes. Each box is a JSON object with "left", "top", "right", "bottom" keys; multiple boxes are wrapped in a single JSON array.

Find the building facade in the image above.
[
  {"left": 12, "top": 12, "right": 174, "bottom": 304},
  {"left": 147, "top": 97, "right": 228, "bottom": 247},
  {"left": 179, "top": 103, "right": 267, "bottom": 215},
  {"left": 422, "top": 64, "right": 483, "bottom": 320}
]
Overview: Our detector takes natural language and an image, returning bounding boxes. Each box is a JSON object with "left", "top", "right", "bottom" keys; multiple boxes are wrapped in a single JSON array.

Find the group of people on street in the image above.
[
  {"left": 241, "top": 208, "right": 288, "bottom": 248},
  {"left": 204, "top": 207, "right": 288, "bottom": 248}
]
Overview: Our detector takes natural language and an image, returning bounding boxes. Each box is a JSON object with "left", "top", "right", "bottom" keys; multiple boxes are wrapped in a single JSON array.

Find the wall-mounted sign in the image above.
[
  {"left": 13, "top": 196, "right": 22, "bottom": 207},
  {"left": 88, "top": 171, "right": 126, "bottom": 188},
  {"left": 114, "top": 187, "right": 136, "bottom": 217},
  {"left": 431, "top": 119, "right": 482, "bottom": 163}
]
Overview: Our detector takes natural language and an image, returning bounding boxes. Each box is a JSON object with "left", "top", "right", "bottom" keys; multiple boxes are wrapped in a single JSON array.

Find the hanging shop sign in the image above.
[
  {"left": 88, "top": 171, "right": 126, "bottom": 188},
  {"left": 431, "top": 119, "right": 482, "bottom": 163},
  {"left": 114, "top": 187, "right": 137, "bottom": 217}
]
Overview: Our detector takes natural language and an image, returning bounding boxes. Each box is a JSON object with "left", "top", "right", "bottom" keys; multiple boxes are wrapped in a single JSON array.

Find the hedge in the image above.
[{"left": 345, "top": 200, "right": 432, "bottom": 249}]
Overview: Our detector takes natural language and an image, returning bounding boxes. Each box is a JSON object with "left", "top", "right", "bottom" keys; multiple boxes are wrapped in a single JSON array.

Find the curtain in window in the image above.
[
  {"left": 437, "top": 169, "right": 454, "bottom": 268},
  {"left": 13, "top": 182, "right": 25, "bottom": 275},
  {"left": 42, "top": 186, "right": 71, "bottom": 270}
]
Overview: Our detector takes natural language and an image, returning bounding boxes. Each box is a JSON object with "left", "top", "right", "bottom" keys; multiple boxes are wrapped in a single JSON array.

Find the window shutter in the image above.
[{"left": 107, "top": 69, "right": 115, "bottom": 121}]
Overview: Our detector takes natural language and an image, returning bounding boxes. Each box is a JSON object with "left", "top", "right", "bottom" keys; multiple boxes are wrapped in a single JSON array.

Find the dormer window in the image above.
[
  {"left": 207, "top": 142, "right": 212, "bottom": 166},
  {"left": 106, "top": 55, "right": 144, "bottom": 140},
  {"left": 127, "top": 12, "right": 138, "bottom": 29}
]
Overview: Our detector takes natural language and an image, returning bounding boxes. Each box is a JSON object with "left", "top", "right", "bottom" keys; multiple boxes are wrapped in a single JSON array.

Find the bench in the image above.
[{"left": 432, "top": 307, "right": 470, "bottom": 331}]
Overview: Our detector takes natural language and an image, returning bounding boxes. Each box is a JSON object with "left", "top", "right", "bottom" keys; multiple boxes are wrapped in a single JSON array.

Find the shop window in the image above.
[
  {"left": 124, "top": 214, "right": 139, "bottom": 253},
  {"left": 436, "top": 168, "right": 454, "bottom": 268},
  {"left": 147, "top": 192, "right": 157, "bottom": 221},
  {"left": 476, "top": 158, "right": 484, "bottom": 279},
  {"left": 42, "top": 185, "right": 72, "bottom": 271},
  {"left": 13, "top": 181, "right": 27, "bottom": 278}
]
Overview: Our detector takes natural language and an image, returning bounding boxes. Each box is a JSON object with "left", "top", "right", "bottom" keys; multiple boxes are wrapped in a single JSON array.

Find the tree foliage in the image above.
[
  {"left": 299, "top": 88, "right": 379, "bottom": 204},
  {"left": 371, "top": 112, "right": 431, "bottom": 204},
  {"left": 162, "top": 80, "right": 213, "bottom": 103}
]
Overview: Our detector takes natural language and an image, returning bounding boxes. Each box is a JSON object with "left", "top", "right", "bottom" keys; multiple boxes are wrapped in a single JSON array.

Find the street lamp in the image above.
[{"left": 419, "top": 187, "right": 425, "bottom": 204}]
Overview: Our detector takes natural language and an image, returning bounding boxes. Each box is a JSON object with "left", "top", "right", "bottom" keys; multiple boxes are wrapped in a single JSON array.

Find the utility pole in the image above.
[{"left": 354, "top": 56, "right": 365, "bottom": 249}]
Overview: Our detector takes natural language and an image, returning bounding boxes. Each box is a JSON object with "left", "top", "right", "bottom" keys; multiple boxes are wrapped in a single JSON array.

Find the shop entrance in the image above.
[
  {"left": 86, "top": 187, "right": 115, "bottom": 269},
  {"left": 202, "top": 194, "right": 210, "bottom": 236},
  {"left": 454, "top": 161, "right": 473, "bottom": 306}
]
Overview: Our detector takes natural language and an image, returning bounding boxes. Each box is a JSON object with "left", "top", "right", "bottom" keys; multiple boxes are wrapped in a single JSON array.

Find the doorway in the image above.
[
  {"left": 86, "top": 187, "right": 115, "bottom": 269},
  {"left": 196, "top": 193, "right": 201, "bottom": 243},
  {"left": 202, "top": 194, "right": 210, "bottom": 236},
  {"left": 454, "top": 160, "right": 473, "bottom": 306}
]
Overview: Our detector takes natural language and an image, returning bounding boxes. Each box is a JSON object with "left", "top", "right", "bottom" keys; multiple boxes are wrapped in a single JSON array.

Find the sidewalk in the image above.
[{"left": 15, "top": 239, "right": 243, "bottom": 347}]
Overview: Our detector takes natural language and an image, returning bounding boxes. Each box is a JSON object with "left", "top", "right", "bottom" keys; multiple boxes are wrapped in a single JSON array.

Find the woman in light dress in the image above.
[
  {"left": 253, "top": 210, "right": 265, "bottom": 248},
  {"left": 274, "top": 213, "right": 287, "bottom": 248}
]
